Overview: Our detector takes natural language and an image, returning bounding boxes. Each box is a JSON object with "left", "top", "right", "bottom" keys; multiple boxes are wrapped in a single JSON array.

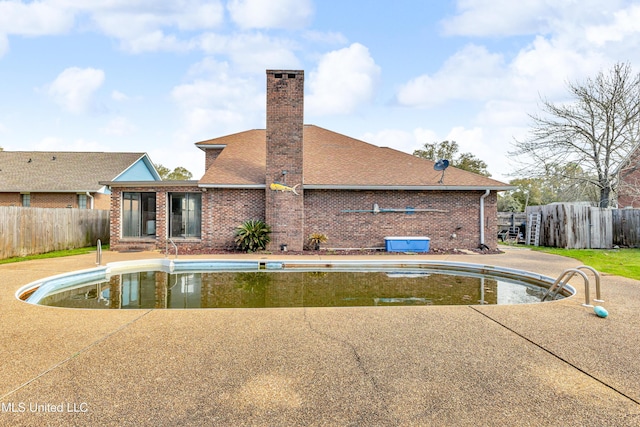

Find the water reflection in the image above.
[{"left": 38, "top": 270, "right": 547, "bottom": 309}]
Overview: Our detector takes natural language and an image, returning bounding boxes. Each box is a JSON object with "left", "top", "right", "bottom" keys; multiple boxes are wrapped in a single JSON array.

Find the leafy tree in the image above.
[
  {"left": 413, "top": 140, "right": 491, "bottom": 176},
  {"left": 511, "top": 62, "right": 640, "bottom": 207},
  {"left": 497, "top": 192, "right": 522, "bottom": 212},
  {"left": 154, "top": 164, "right": 193, "bottom": 180}
]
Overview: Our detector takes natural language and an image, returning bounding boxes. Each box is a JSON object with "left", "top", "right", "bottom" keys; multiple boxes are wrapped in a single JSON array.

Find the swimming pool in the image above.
[{"left": 17, "top": 259, "right": 575, "bottom": 309}]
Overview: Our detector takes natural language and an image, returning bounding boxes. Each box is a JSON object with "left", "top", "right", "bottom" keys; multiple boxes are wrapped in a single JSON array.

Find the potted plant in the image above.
[
  {"left": 308, "top": 232, "right": 328, "bottom": 250},
  {"left": 234, "top": 220, "right": 271, "bottom": 252}
]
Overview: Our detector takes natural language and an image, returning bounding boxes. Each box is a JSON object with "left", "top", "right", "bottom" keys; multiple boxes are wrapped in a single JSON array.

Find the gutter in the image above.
[
  {"left": 479, "top": 189, "right": 490, "bottom": 249},
  {"left": 85, "top": 192, "right": 94, "bottom": 209}
]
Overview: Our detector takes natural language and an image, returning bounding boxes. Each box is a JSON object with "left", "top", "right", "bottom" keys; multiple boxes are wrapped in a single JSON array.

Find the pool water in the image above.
[{"left": 36, "top": 269, "right": 552, "bottom": 309}]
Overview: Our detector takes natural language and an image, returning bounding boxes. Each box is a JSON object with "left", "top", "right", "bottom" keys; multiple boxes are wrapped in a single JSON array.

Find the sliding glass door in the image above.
[
  {"left": 122, "top": 192, "right": 156, "bottom": 238},
  {"left": 170, "top": 193, "right": 201, "bottom": 238}
]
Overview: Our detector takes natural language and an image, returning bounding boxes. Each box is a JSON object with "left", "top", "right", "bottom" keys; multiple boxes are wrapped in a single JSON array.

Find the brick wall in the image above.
[
  {"left": 29, "top": 193, "right": 74, "bottom": 208},
  {"left": 205, "top": 148, "right": 224, "bottom": 171},
  {"left": 619, "top": 149, "right": 640, "bottom": 207},
  {"left": 304, "top": 189, "right": 498, "bottom": 250},
  {"left": 265, "top": 70, "right": 305, "bottom": 251},
  {"left": 0, "top": 192, "right": 110, "bottom": 209},
  {"left": 203, "top": 188, "right": 265, "bottom": 250},
  {"left": 108, "top": 185, "right": 498, "bottom": 252},
  {"left": 0, "top": 193, "right": 20, "bottom": 206}
]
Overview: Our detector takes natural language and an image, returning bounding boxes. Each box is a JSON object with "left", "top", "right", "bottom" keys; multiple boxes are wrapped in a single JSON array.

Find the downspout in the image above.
[
  {"left": 86, "top": 192, "right": 94, "bottom": 209},
  {"left": 479, "top": 189, "right": 490, "bottom": 250}
]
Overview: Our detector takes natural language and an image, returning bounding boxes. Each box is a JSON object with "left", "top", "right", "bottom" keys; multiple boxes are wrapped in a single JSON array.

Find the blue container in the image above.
[{"left": 384, "top": 236, "right": 430, "bottom": 252}]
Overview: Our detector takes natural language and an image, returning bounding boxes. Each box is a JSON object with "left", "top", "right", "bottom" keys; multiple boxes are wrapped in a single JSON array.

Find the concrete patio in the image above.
[{"left": 0, "top": 247, "right": 639, "bottom": 426}]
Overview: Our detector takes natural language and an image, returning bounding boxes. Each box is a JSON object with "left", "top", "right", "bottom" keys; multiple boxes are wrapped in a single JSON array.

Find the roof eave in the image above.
[
  {"left": 100, "top": 180, "right": 199, "bottom": 187},
  {"left": 198, "top": 184, "right": 265, "bottom": 189},
  {"left": 303, "top": 184, "right": 515, "bottom": 191}
]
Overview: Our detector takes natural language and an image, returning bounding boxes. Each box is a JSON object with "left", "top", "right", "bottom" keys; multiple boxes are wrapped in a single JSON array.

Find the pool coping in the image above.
[{"left": 16, "top": 257, "right": 576, "bottom": 307}]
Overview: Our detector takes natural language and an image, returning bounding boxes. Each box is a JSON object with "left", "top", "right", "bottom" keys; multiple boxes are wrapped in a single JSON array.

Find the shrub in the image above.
[
  {"left": 308, "top": 232, "right": 328, "bottom": 250},
  {"left": 235, "top": 220, "right": 271, "bottom": 252}
]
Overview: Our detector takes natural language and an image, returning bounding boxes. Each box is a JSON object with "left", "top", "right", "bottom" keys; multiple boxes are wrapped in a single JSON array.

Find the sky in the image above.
[{"left": 1, "top": 1, "right": 640, "bottom": 182}]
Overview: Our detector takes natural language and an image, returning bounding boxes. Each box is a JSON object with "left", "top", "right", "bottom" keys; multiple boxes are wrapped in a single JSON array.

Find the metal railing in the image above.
[
  {"left": 96, "top": 239, "right": 102, "bottom": 266},
  {"left": 542, "top": 265, "right": 603, "bottom": 307},
  {"left": 166, "top": 238, "right": 178, "bottom": 259}
]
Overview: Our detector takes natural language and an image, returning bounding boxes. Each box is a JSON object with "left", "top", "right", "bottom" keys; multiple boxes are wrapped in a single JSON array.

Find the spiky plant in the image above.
[
  {"left": 308, "top": 232, "right": 328, "bottom": 250},
  {"left": 234, "top": 220, "right": 271, "bottom": 252}
]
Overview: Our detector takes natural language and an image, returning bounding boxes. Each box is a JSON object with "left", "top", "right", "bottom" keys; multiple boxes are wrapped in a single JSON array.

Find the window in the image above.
[
  {"left": 170, "top": 193, "right": 201, "bottom": 238},
  {"left": 78, "top": 194, "right": 87, "bottom": 209},
  {"left": 122, "top": 192, "right": 156, "bottom": 238},
  {"left": 21, "top": 194, "right": 30, "bottom": 207}
]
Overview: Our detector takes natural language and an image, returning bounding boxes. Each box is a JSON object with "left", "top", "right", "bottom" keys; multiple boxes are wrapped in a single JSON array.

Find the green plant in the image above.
[
  {"left": 308, "top": 232, "right": 328, "bottom": 250},
  {"left": 234, "top": 220, "right": 271, "bottom": 252}
]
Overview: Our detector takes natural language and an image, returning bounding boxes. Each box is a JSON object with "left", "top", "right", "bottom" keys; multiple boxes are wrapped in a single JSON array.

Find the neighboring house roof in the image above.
[
  {"left": 0, "top": 151, "right": 160, "bottom": 192},
  {"left": 197, "top": 125, "right": 510, "bottom": 190}
]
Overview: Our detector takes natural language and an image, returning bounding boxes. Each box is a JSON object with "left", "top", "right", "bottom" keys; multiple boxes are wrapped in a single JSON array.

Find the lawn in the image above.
[
  {"left": 0, "top": 244, "right": 107, "bottom": 265},
  {"left": 531, "top": 247, "right": 640, "bottom": 281}
]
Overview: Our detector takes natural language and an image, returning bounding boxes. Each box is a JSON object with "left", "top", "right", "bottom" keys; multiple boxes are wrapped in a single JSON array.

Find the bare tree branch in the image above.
[{"left": 511, "top": 62, "right": 640, "bottom": 207}]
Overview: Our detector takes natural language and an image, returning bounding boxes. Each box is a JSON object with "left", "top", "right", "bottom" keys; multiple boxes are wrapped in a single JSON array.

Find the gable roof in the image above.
[
  {"left": 0, "top": 151, "right": 159, "bottom": 192},
  {"left": 197, "top": 125, "right": 510, "bottom": 190}
]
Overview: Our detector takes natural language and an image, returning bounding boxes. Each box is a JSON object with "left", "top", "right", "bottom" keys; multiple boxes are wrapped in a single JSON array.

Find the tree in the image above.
[
  {"left": 413, "top": 140, "right": 491, "bottom": 176},
  {"left": 511, "top": 62, "right": 640, "bottom": 208},
  {"left": 155, "top": 164, "right": 193, "bottom": 181}
]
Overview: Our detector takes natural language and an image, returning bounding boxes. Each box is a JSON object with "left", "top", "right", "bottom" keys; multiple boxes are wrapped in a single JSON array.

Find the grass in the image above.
[
  {"left": 531, "top": 247, "right": 640, "bottom": 281},
  {"left": 0, "top": 245, "right": 107, "bottom": 265}
]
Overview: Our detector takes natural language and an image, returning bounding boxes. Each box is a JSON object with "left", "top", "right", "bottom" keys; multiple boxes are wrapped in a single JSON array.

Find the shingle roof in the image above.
[
  {"left": 0, "top": 151, "right": 147, "bottom": 192},
  {"left": 197, "top": 125, "right": 509, "bottom": 189}
]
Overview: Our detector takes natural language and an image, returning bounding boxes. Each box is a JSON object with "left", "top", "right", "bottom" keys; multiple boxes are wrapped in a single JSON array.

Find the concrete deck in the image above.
[{"left": 0, "top": 247, "right": 639, "bottom": 426}]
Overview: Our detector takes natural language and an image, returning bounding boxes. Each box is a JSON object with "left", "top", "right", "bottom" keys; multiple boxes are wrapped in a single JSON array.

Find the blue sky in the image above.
[{"left": 1, "top": 0, "right": 640, "bottom": 181}]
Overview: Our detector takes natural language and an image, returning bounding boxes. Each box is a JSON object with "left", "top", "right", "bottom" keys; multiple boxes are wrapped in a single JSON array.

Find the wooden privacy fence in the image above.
[
  {"left": 0, "top": 207, "right": 109, "bottom": 259},
  {"left": 524, "top": 204, "right": 640, "bottom": 248}
]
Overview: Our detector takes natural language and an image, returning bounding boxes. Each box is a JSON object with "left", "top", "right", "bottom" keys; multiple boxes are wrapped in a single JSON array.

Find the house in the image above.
[
  {"left": 105, "top": 70, "right": 510, "bottom": 253},
  {"left": 617, "top": 144, "right": 640, "bottom": 207},
  {"left": 0, "top": 151, "right": 160, "bottom": 209}
]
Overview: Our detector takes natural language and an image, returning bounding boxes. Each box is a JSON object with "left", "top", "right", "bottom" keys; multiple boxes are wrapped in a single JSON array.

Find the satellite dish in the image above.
[
  {"left": 434, "top": 159, "right": 450, "bottom": 183},
  {"left": 434, "top": 159, "right": 449, "bottom": 171}
]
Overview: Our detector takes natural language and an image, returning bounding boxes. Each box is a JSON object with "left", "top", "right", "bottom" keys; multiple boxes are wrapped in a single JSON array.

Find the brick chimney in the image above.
[{"left": 265, "top": 70, "right": 304, "bottom": 251}]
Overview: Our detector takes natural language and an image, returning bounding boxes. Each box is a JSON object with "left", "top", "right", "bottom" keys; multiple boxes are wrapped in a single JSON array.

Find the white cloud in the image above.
[
  {"left": 306, "top": 43, "right": 381, "bottom": 116},
  {"left": 34, "top": 136, "right": 106, "bottom": 152},
  {"left": 509, "top": 36, "right": 605, "bottom": 100},
  {"left": 585, "top": 4, "right": 640, "bottom": 46},
  {"left": 111, "top": 90, "right": 129, "bottom": 101},
  {"left": 198, "top": 32, "right": 301, "bottom": 72},
  {"left": 228, "top": 0, "right": 314, "bottom": 30},
  {"left": 440, "top": 0, "right": 623, "bottom": 38},
  {"left": 171, "top": 60, "right": 264, "bottom": 139},
  {"left": 441, "top": 0, "right": 554, "bottom": 37},
  {"left": 0, "top": 1, "right": 225, "bottom": 54},
  {"left": 302, "top": 30, "right": 348, "bottom": 45},
  {"left": 100, "top": 116, "right": 136, "bottom": 136},
  {"left": 0, "top": 1, "right": 74, "bottom": 36},
  {"left": 396, "top": 44, "right": 506, "bottom": 108},
  {"left": 47, "top": 67, "right": 105, "bottom": 114},
  {"left": 362, "top": 129, "right": 421, "bottom": 154}
]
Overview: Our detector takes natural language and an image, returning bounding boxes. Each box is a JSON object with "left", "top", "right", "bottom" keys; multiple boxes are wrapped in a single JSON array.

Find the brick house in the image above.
[
  {"left": 618, "top": 144, "right": 640, "bottom": 207},
  {"left": 0, "top": 151, "right": 160, "bottom": 209},
  {"left": 106, "top": 70, "right": 510, "bottom": 252}
]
